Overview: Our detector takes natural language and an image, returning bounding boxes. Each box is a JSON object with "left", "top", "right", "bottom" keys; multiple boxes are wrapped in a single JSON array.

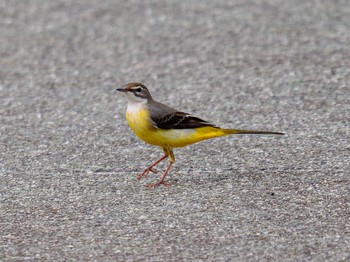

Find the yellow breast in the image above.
[
  {"left": 126, "top": 104, "right": 153, "bottom": 138},
  {"left": 125, "top": 103, "right": 169, "bottom": 148}
]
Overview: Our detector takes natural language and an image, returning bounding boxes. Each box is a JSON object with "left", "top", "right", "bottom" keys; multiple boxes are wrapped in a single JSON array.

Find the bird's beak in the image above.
[{"left": 116, "top": 88, "right": 126, "bottom": 92}]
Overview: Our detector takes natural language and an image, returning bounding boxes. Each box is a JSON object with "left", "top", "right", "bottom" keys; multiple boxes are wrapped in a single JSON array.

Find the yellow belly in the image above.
[{"left": 125, "top": 107, "right": 228, "bottom": 148}]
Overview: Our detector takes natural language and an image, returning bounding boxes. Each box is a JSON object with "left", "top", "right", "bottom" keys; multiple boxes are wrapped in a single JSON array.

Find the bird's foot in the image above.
[
  {"left": 137, "top": 167, "right": 159, "bottom": 180},
  {"left": 144, "top": 180, "right": 175, "bottom": 188}
]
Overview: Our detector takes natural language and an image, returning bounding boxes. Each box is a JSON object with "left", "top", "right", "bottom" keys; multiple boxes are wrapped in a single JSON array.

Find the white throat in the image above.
[{"left": 124, "top": 93, "right": 147, "bottom": 112}]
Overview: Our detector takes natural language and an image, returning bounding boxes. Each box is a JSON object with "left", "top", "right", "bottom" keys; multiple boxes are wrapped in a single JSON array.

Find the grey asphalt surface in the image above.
[{"left": 1, "top": 0, "right": 350, "bottom": 261}]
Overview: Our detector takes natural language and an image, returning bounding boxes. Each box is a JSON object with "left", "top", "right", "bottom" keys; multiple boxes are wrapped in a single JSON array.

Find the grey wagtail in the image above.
[{"left": 117, "top": 82, "right": 283, "bottom": 188}]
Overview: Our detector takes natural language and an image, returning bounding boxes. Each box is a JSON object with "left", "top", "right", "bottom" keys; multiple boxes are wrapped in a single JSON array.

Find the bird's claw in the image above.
[{"left": 144, "top": 180, "right": 175, "bottom": 188}]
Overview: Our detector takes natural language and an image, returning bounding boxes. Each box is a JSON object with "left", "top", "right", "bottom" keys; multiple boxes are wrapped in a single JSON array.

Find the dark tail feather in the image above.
[{"left": 223, "top": 129, "right": 284, "bottom": 135}]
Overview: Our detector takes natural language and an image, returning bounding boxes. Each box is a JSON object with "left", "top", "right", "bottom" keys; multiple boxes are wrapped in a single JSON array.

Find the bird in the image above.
[{"left": 117, "top": 82, "right": 284, "bottom": 188}]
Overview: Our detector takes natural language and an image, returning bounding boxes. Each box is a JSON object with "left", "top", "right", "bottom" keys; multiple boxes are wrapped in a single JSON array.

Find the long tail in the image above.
[
  {"left": 173, "top": 126, "right": 283, "bottom": 147},
  {"left": 222, "top": 128, "right": 284, "bottom": 135},
  {"left": 192, "top": 126, "right": 283, "bottom": 143}
]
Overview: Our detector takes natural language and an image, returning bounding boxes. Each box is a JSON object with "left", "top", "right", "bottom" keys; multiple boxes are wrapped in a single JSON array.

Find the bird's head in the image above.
[{"left": 117, "top": 83, "right": 153, "bottom": 103}]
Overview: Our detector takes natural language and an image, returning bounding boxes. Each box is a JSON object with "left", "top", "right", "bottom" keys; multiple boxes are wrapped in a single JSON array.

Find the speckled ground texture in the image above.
[{"left": 1, "top": 0, "right": 350, "bottom": 261}]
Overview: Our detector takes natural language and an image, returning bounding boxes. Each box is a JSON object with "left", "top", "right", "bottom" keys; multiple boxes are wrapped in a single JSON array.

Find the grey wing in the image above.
[{"left": 149, "top": 101, "right": 216, "bottom": 130}]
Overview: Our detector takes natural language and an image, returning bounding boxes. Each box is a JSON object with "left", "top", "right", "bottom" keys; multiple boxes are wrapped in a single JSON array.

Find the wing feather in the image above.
[{"left": 152, "top": 111, "right": 216, "bottom": 129}]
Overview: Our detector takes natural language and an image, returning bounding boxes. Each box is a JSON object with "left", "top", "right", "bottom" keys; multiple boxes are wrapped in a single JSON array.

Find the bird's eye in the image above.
[{"left": 135, "top": 87, "right": 142, "bottom": 93}]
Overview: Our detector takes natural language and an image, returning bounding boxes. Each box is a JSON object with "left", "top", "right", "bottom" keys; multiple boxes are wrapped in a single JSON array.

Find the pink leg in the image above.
[
  {"left": 145, "top": 161, "right": 174, "bottom": 188},
  {"left": 137, "top": 155, "right": 168, "bottom": 180}
]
